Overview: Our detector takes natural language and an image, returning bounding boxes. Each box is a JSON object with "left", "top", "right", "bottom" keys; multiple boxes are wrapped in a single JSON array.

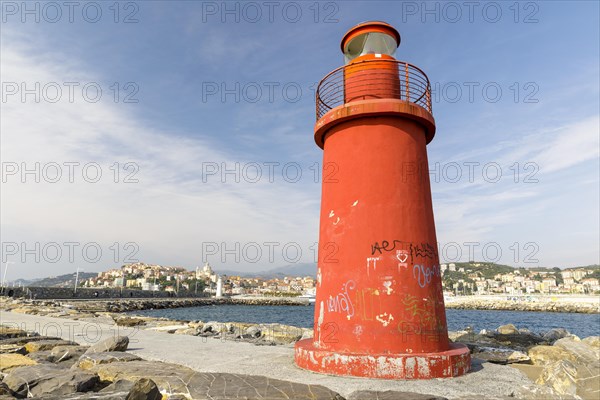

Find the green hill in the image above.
[{"left": 27, "top": 272, "right": 97, "bottom": 288}]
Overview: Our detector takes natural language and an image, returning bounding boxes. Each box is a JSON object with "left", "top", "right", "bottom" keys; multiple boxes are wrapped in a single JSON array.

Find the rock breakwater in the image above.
[
  {"left": 445, "top": 295, "right": 600, "bottom": 314},
  {"left": 0, "top": 325, "right": 343, "bottom": 399},
  {"left": 1, "top": 296, "right": 309, "bottom": 314}
]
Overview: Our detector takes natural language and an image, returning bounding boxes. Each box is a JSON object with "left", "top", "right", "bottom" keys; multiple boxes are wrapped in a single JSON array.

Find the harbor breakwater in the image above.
[
  {"left": 0, "top": 286, "right": 208, "bottom": 300},
  {"left": 445, "top": 295, "right": 600, "bottom": 314},
  {"left": 2, "top": 287, "right": 598, "bottom": 313},
  {"left": 6, "top": 296, "right": 309, "bottom": 313},
  {"left": 70, "top": 297, "right": 309, "bottom": 313},
  {"left": 24, "top": 295, "right": 600, "bottom": 314}
]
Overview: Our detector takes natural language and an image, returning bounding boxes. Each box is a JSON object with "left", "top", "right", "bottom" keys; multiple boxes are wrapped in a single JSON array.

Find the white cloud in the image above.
[
  {"left": 2, "top": 23, "right": 598, "bottom": 278},
  {"left": 532, "top": 116, "right": 599, "bottom": 173},
  {"left": 430, "top": 115, "right": 599, "bottom": 267},
  {"left": 1, "top": 33, "right": 320, "bottom": 279}
]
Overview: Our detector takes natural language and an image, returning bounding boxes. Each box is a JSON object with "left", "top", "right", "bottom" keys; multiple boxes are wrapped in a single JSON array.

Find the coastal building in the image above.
[
  {"left": 141, "top": 282, "right": 160, "bottom": 291},
  {"left": 542, "top": 278, "right": 557, "bottom": 293},
  {"left": 196, "top": 262, "right": 215, "bottom": 280},
  {"left": 581, "top": 278, "right": 600, "bottom": 293},
  {"left": 475, "top": 281, "right": 487, "bottom": 293},
  {"left": 564, "top": 277, "right": 575, "bottom": 286},
  {"left": 125, "top": 280, "right": 139, "bottom": 288},
  {"left": 113, "top": 277, "right": 125, "bottom": 287},
  {"left": 572, "top": 269, "right": 590, "bottom": 281}
]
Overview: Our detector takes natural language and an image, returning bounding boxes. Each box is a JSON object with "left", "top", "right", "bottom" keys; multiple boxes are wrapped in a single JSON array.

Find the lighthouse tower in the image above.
[{"left": 294, "top": 21, "right": 471, "bottom": 379}]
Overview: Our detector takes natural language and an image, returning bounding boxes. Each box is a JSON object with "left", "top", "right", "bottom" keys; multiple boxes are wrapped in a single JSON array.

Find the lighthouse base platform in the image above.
[{"left": 294, "top": 339, "right": 471, "bottom": 379}]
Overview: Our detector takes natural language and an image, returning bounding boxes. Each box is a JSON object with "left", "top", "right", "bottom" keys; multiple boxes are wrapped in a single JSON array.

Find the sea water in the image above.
[{"left": 130, "top": 305, "right": 600, "bottom": 338}]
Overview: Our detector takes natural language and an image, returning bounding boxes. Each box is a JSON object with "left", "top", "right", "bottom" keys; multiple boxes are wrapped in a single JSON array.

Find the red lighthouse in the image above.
[{"left": 294, "top": 21, "right": 471, "bottom": 379}]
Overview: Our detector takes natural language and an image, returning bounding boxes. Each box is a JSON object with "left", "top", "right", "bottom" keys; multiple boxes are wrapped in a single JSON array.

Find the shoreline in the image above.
[
  {"left": 68, "top": 294, "right": 600, "bottom": 314},
  {"left": 61, "top": 296, "right": 311, "bottom": 313},
  {"left": 444, "top": 294, "right": 600, "bottom": 314},
  {"left": 3, "top": 294, "right": 599, "bottom": 314}
]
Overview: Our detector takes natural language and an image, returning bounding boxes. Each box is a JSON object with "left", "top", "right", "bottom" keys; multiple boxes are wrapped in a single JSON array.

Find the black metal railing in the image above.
[{"left": 316, "top": 59, "right": 432, "bottom": 120}]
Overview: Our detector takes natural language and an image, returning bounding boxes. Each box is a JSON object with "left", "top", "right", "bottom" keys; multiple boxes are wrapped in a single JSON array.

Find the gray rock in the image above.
[
  {"left": 114, "top": 317, "right": 146, "bottom": 327},
  {"left": 536, "top": 357, "right": 600, "bottom": 400},
  {"left": 99, "top": 379, "right": 136, "bottom": 393},
  {"left": 259, "top": 323, "right": 303, "bottom": 344},
  {"left": 85, "top": 336, "right": 129, "bottom": 354},
  {"left": 497, "top": 324, "right": 519, "bottom": 335},
  {"left": 0, "top": 335, "right": 64, "bottom": 346},
  {"left": 582, "top": 336, "right": 600, "bottom": 349},
  {"left": 300, "top": 328, "right": 314, "bottom": 341},
  {"left": 173, "top": 327, "right": 198, "bottom": 336},
  {"left": 490, "top": 331, "right": 545, "bottom": 348},
  {"left": 349, "top": 391, "right": 446, "bottom": 400},
  {"left": 473, "top": 347, "right": 530, "bottom": 364},
  {"left": 574, "top": 361, "right": 600, "bottom": 400},
  {"left": 0, "top": 326, "right": 29, "bottom": 340},
  {"left": 0, "top": 382, "right": 14, "bottom": 397},
  {"left": 50, "top": 345, "right": 88, "bottom": 362},
  {"left": 515, "top": 382, "right": 580, "bottom": 400},
  {"left": 0, "top": 344, "right": 26, "bottom": 354},
  {"left": 25, "top": 339, "right": 77, "bottom": 352},
  {"left": 554, "top": 337, "right": 600, "bottom": 364},
  {"left": 543, "top": 328, "right": 571, "bottom": 343},
  {"left": 126, "top": 378, "right": 162, "bottom": 400},
  {"left": 94, "top": 361, "right": 343, "bottom": 399},
  {"left": 201, "top": 321, "right": 229, "bottom": 334},
  {"left": 449, "top": 331, "right": 485, "bottom": 343},
  {"left": 77, "top": 351, "right": 142, "bottom": 370},
  {"left": 3, "top": 364, "right": 99, "bottom": 397},
  {"left": 245, "top": 325, "right": 261, "bottom": 338},
  {"left": 27, "top": 350, "right": 54, "bottom": 363},
  {"left": 528, "top": 345, "right": 578, "bottom": 366},
  {"left": 536, "top": 360, "right": 579, "bottom": 397},
  {"left": 31, "top": 392, "right": 130, "bottom": 399}
]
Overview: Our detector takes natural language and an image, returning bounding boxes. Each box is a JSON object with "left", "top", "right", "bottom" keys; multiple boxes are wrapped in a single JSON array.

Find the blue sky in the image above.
[{"left": 1, "top": 1, "right": 599, "bottom": 279}]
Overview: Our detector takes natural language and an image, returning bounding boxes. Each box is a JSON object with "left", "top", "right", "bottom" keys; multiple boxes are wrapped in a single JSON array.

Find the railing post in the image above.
[
  {"left": 426, "top": 85, "right": 431, "bottom": 112},
  {"left": 316, "top": 92, "right": 320, "bottom": 121},
  {"left": 405, "top": 63, "right": 409, "bottom": 101}
]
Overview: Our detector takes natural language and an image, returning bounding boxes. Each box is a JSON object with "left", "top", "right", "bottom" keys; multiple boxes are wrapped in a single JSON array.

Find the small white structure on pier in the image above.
[{"left": 215, "top": 276, "right": 223, "bottom": 298}]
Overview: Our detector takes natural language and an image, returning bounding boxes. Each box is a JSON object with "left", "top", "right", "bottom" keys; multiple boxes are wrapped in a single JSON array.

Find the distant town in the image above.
[
  {"left": 83, "top": 262, "right": 317, "bottom": 297},
  {"left": 70, "top": 261, "right": 600, "bottom": 296},
  {"left": 439, "top": 262, "right": 600, "bottom": 295}
]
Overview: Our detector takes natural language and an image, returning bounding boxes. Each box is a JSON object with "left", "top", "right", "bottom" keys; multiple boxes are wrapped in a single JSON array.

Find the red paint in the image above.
[
  {"left": 344, "top": 55, "right": 400, "bottom": 103},
  {"left": 295, "top": 21, "right": 470, "bottom": 379}
]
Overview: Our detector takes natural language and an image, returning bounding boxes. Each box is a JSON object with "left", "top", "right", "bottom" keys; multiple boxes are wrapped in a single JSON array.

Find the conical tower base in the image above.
[{"left": 295, "top": 340, "right": 470, "bottom": 379}]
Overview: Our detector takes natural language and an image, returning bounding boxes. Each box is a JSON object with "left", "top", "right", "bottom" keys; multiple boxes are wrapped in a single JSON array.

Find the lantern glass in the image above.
[{"left": 344, "top": 32, "right": 397, "bottom": 64}]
